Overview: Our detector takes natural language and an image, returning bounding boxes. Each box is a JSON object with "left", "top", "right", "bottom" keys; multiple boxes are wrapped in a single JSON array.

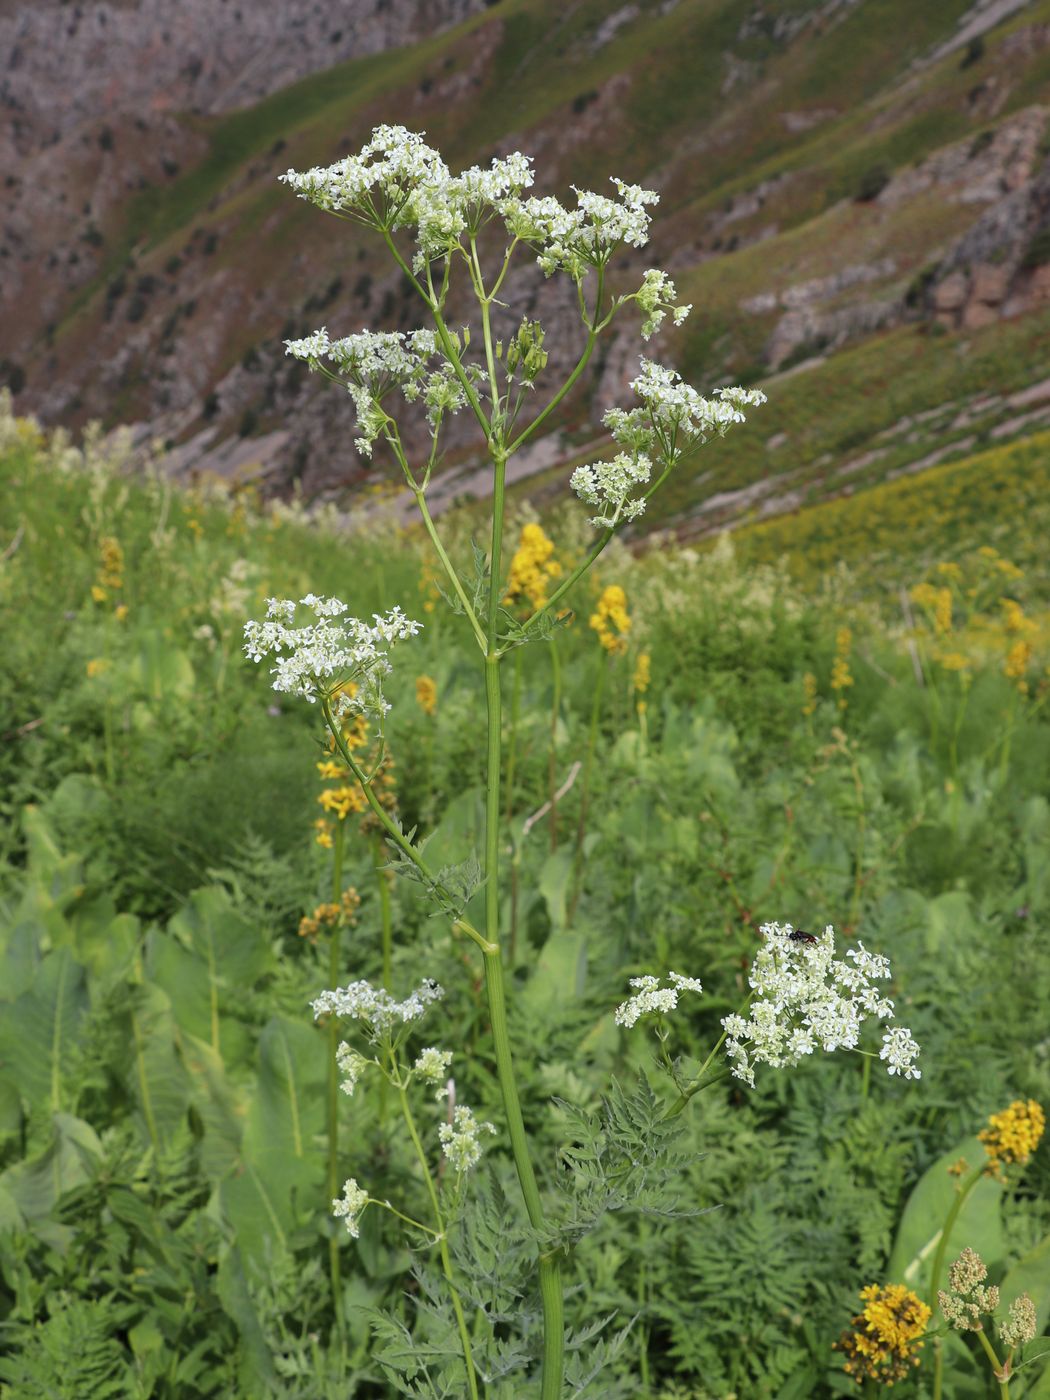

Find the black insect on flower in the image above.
[{"left": 787, "top": 928, "right": 818, "bottom": 944}]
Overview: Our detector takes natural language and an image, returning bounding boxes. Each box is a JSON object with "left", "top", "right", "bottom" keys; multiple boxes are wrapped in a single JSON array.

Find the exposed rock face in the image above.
[
  {"left": 928, "top": 147, "right": 1050, "bottom": 327},
  {"left": 0, "top": 0, "right": 482, "bottom": 153}
]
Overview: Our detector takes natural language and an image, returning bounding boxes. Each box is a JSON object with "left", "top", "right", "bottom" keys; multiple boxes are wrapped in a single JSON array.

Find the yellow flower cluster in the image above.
[
  {"left": 911, "top": 583, "right": 953, "bottom": 636},
  {"left": 505, "top": 523, "right": 562, "bottom": 611},
  {"left": 590, "top": 584, "right": 631, "bottom": 655},
  {"left": 298, "top": 888, "right": 361, "bottom": 943},
  {"left": 416, "top": 674, "right": 438, "bottom": 716},
  {"left": 978, "top": 1099, "right": 1045, "bottom": 1181},
  {"left": 835, "top": 1283, "right": 931, "bottom": 1386},
  {"left": 86, "top": 658, "right": 109, "bottom": 678},
  {"left": 419, "top": 556, "right": 442, "bottom": 614},
  {"left": 728, "top": 430, "right": 1050, "bottom": 593},
  {"left": 91, "top": 536, "right": 126, "bottom": 612},
  {"left": 632, "top": 651, "right": 651, "bottom": 716},
  {"left": 830, "top": 626, "right": 853, "bottom": 709},
  {"left": 802, "top": 670, "right": 818, "bottom": 717}
]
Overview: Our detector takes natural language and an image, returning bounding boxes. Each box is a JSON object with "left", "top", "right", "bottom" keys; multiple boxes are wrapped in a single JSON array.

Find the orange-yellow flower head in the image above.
[
  {"left": 834, "top": 1283, "right": 931, "bottom": 1386},
  {"left": 978, "top": 1100, "right": 1045, "bottom": 1180},
  {"left": 415, "top": 674, "right": 438, "bottom": 716},
  {"left": 505, "top": 523, "right": 562, "bottom": 611},
  {"left": 590, "top": 584, "right": 631, "bottom": 655}
]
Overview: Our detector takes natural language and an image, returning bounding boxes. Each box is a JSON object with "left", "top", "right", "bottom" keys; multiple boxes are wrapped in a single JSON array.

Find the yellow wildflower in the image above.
[
  {"left": 86, "top": 658, "right": 109, "bottom": 678},
  {"left": 936, "top": 562, "right": 962, "bottom": 580},
  {"left": 632, "top": 652, "right": 651, "bottom": 694},
  {"left": 911, "top": 583, "right": 952, "bottom": 635},
  {"left": 1002, "top": 599, "right": 1037, "bottom": 636},
  {"left": 314, "top": 818, "right": 334, "bottom": 849},
  {"left": 298, "top": 889, "right": 360, "bottom": 941},
  {"left": 978, "top": 1100, "right": 1045, "bottom": 1180},
  {"left": 936, "top": 651, "right": 971, "bottom": 673},
  {"left": 416, "top": 674, "right": 438, "bottom": 716},
  {"left": 831, "top": 627, "right": 853, "bottom": 708},
  {"left": 187, "top": 517, "right": 204, "bottom": 540},
  {"left": 114, "top": 603, "right": 129, "bottom": 622},
  {"left": 590, "top": 584, "right": 631, "bottom": 655},
  {"left": 316, "top": 759, "right": 347, "bottom": 780},
  {"left": 1005, "top": 640, "right": 1032, "bottom": 690},
  {"left": 91, "top": 585, "right": 108, "bottom": 603},
  {"left": 834, "top": 1284, "right": 931, "bottom": 1385},
  {"left": 318, "top": 785, "right": 368, "bottom": 820},
  {"left": 98, "top": 536, "right": 124, "bottom": 589},
  {"left": 977, "top": 545, "right": 999, "bottom": 560},
  {"left": 505, "top": 523, "right": 562, "bottom": 611},
  {"left": 947, "top": 1157, "right": 970, "bottom": 1178},
  {"left": 419, "top": 557, "right": 443, "bottom": 614},
  {"left": 802, "top": 671, "right": 818, "bottom": 716}
]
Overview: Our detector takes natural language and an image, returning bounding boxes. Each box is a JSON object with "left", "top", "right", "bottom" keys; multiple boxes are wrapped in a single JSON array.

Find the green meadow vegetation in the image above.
[{"left": 1, "top": 392, "right": 1048, "bottom": 1397}]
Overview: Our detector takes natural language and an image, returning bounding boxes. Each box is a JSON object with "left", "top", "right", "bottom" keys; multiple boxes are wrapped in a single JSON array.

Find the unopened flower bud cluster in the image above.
[{"left": 939, "top": 1248, "right": 1000, "bottom": 1330}]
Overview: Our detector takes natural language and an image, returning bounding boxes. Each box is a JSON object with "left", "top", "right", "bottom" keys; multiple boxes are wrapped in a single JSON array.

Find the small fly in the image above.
[{"left": 787, "top": 928, "right": 818, "bottom": 944}]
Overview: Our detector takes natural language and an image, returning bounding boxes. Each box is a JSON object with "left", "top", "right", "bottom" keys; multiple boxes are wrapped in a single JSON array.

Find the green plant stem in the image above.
[
  {"left": 372, "top": 833, "right": 393, "bottom": 1125},
  {"left": 482, "top": 452, "right": 565, "bottom": 1400},
  {"left": 395, "top": 1079, "right": 479, "bottom": 1400},
  {"left": 568, "top": 649, "right": 607, "bottom": 920},
  {"left": 974, "top": 1328, "right": 1010, "bottom": 1397},
  {"left": 505, "top": 648, "right": 523, "bottom": 825},
  {"left": 547, "top": 636, "right": 562, "bottom": 851},
  {"left": 930, "top": 1165, "right": 983, "bottom": 1400},
  {"left": 327, "top": 821, "right": 346, "bottom": 1336}
]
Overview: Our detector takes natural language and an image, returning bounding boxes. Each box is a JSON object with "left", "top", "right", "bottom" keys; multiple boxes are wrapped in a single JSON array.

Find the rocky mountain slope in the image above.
[{"left": 2, "top": 0, "right": 1050, "bottom": 533}]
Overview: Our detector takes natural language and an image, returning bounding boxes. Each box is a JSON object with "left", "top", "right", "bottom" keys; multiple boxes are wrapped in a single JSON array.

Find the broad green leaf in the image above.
[
  {"left": 886, "top": 1137, "right": 1004, "bottom": 1297},
  {"left": 0, "top": 1077, "right": 22, "bottom": 1143},
  {"left": 0, "top": 948, "right": 88, "bottom": 1113},
  {"left": 129, "top": 634, "right": 196, "bottom": 700},
  {"left": 221, "top": 1016, "right": 325, "bottom": 1270},
  {"left": 148, "top": 886, "right": 270, "bottom": 1066},
  {"left": 0, "top": 1113, "right": 102, "bottom": 1246},
  {"left": 538, "top": 846, "right": 573, "bottom": 932},
  {"left": 180, "top": 1032, "right": 243, "bottom": 1183},
  {"left": 121, "top": 983, "right": 190, "bottom": 1154},
  {"left": 216, "top": 1246, "right": 280, "bottom": 1393}
]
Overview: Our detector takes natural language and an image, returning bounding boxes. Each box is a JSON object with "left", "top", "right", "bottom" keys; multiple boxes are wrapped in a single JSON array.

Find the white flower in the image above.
[
  {"left": 311, "top": 977, "right": 444, "bottom": 1039},
  {"left": 438, "top": 1105, "right": 496, "bottom": 1172},
  {"left": 336, "top": 1042, "right": 370, "bottom": 1097},
  {"left": 570, "top": 451, "right": 652, "bottom": 529},
  {"left": 279, "top": 125, "right": 449, "bottom": 222},
  {"left": 414, "top": 1046, "right": 453, "bottom": 1099},
  {"left": 503, "top": 176, "right": 659, "bottom": 277},
  {"left": 720, "top": 922, "right": 921, "bottom": 1085},
  {"left": 332, "top": 1177, "right": 369, "bottom": 1237},
  {"left": 614, "top": 972, "right": 703, "bottom": 1028},
  {"left": 634, "top": 269, "right": 692, "bottom": 340},
  {"left": 880, "top": 1026, "right": 922, "bottom": 1079},
  {"left": 243, "top": 595, "right": 421, "bottom": 715}
]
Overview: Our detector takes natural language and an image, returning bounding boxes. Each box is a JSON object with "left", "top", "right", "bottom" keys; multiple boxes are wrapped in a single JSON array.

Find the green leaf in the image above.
[
  {"left": 216, "top": 1246, "right": 280, "bottom": 1393},
  {"left": 220, "top": 1015, "right": 325, "bottom": 1271},
  {"left": 148, "top": 885, "right": 271, "bottom": 1066},
  {"left": 120, "top": 982, "right": 191, "bottom": 1154},
  {"left": 0, "top": 1113, "right": 102, "bottom": 1244},
  {"left": 886, "top": 1138, "right": 1004, "bottom": 1297},
  {"left": 129, "top": 634, "right": 196, "bottom": 700},
  {"left": 0, "top": 948, "right": 89, "bottom": 1113}
]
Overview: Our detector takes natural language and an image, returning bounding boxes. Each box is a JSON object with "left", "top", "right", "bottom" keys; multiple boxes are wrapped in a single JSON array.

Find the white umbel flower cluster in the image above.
[
  {"left": 614, "top": 972, "right": 704, "bottom": 1028},
  {"left": 634, "top": 269, "right": 692, "bottom": 341},
  {"left": 570, "top": 451, "right": 652, "bottom": 528},
  {"left": 413, "top": 1046, "right": 453, "bottom": 1100},
  {"left": 570, "top": 361, "right": 766, "bottom": 530},
  {"left": 720, "top": 923, "right": 921, "bottom": 1086},
  {"left": 243, "top": 594, "right": 421, "bottom": 715},
  {"left": 284, "top": 327, "right": 473, "bottom": 457},
  {"left": 332, "top": 1177, "right": 369, "bottom": 1237},
  {"left": 335, "top": 1041, "right": 370, "bottom": 1098},
  {"left": 279, "top": 125, "right": 449, "bottom": 221},
  {"left": 311, "top": 977, "right": 444, "bottom": 1040},
  {"left": 504, "top": 177, "right": 659, "bottom": 277},
  {"left": 438, "top": 1105, "right": 496, "bottom": 1172}
]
